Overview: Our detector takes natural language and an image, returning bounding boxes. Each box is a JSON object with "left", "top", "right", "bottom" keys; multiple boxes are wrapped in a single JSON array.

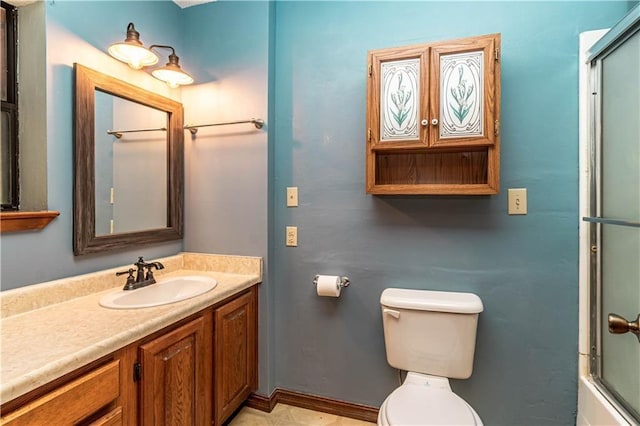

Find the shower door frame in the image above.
[{"left": 583, "top": 6, "right": 640, "bottom": 424}]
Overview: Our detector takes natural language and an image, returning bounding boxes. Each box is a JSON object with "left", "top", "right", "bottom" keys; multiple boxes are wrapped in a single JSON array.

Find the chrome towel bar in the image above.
[
  {"left": 107, "top": 127, "right": 167, "bottom": 139},
  {"left": 184, "top": 118, "right": 264, "bottom": 134}
]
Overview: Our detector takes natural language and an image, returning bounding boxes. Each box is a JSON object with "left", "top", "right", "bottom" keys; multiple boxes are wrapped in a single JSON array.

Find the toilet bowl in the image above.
[
  {"left": 379, "top": 289, "right": 484, "bottom": 426},
  {"left": 377, "top": 372, "right": 482, "bottom": 426}
]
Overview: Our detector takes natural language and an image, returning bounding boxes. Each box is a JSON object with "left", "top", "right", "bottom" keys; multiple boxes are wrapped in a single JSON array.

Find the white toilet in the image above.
[{"left": 378, "top": 288, "right": 484, "bottom": 426}]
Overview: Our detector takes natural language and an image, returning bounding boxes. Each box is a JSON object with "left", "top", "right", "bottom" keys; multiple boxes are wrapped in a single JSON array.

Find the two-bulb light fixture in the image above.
[{"left": 108, "top": 22, "right": 194, "bottom": 88}]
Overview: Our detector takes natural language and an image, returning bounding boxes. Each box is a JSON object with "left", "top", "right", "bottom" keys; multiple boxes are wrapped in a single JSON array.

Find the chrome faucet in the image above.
[{"left": 116, "top": 257, "right": 165, "bottom": 290}]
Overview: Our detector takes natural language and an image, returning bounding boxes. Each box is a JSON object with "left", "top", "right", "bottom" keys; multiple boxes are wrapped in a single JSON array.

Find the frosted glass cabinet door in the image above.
[
  {"left": 380, "top": 58, "right": 421, "bottom": 142},
  {"left": 599, "top": 27, "right": 640, "bottom": 419},
  {"left": 430, "top": 35, "right": 499, "bottom": 148},
  {"left": 367, "top": 46, "right": 430, "bottom": 149}
]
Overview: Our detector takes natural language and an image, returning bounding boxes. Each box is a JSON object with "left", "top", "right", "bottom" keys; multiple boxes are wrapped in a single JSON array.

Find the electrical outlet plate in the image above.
[
  {"left": 508, "top": 188, "right": 527, "bottom": 215},
  {"left": 286, "top": 226, "right": 298, "bottom": 246},
  {"left": 287, "top": 187, "right": 298, "bottom": 207}
]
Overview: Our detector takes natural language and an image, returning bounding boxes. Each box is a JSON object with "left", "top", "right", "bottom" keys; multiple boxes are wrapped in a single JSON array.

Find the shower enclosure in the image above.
[{"left": 583, "top": 5, "right": 640, "bottom": 423}]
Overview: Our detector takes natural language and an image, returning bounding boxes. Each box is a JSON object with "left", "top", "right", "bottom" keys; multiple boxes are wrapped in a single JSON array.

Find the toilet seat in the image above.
[{"left": 380, "top": 384, "right": 480, "bottom": 425}]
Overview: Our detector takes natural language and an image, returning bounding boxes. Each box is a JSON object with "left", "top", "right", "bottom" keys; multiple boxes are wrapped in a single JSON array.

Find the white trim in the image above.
[{"left": 578, "top": 29, "right": 606, "bottom": 363}]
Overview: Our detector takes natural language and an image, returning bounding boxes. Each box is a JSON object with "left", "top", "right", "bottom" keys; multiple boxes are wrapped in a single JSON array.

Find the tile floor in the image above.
[{"left": 228, "top": 403, "right": 377, "bottom": 426}]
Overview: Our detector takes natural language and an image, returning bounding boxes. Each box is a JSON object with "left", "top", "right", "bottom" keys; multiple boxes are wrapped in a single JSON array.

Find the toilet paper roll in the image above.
[{"left": 316, "top": 275, "right": 341, "bottom": 297}]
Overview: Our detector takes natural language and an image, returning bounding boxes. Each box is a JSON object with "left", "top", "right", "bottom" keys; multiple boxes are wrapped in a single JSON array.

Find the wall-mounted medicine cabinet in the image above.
[{"left": 366, "top": 33, "right": 501, "bottom": 195}]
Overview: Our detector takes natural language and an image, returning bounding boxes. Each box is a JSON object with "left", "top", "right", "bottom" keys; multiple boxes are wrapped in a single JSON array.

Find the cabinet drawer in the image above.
[{"left": 1, "top": 361, "right": 120, "bottom": 426}]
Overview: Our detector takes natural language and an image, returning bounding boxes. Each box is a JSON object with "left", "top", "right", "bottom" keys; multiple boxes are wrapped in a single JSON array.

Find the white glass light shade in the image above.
[
  {"left": 152, "top": 66, "right": 194, "bottom": 88},
  {"left": 108, "top": 42, "right": 159, "bottom": 70}
]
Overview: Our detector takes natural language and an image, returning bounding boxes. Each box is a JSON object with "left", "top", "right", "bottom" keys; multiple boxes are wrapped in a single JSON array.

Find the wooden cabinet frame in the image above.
[{"left": 366, "top": 33, "right": 501, "bottom": 195}]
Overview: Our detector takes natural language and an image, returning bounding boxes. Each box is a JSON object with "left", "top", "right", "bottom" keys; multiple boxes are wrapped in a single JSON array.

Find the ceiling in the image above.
[
  {"left": 7, "top": 1, "right": 214, "bottom": 10},
  {"left": 172, "top": 0, "right": 216, "bottom": 8},
  {"left": 5, "top": 0, "right": 37, "bottom": 6}
]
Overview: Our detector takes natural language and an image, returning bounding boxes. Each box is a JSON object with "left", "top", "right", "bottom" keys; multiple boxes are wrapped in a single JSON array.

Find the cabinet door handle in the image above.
[
  {"left": 608, "top": 313, "right": 640, "bottom": 342},
  {"left": 383, "top": 308, "right": 400, "bottom": 319},
  {"left": 421, "top": 119, "right": 429, "bottom": 127},
  {"left": 431, "top": 118, "right": 438, "bottom": 126}
]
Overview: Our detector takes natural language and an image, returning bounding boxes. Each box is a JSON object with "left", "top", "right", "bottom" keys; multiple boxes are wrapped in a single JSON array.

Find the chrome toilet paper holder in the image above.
[{"left": 313, "top": 275, "right": 350, "bottom": 288}]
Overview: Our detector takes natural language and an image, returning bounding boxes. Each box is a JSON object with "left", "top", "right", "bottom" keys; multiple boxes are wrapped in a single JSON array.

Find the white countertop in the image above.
[{"left": 0, "top": 253, "right": 262, "bottom": 404}]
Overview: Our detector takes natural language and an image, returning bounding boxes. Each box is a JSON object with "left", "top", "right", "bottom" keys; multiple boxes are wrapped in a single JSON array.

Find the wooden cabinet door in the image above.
[
  {"left": 214, "top": 288, "right": 258, "bottom": 425},
  {"left": 139, "top": 316, "right": 209, "bottom": 426},
  {"left": 367, "top": 45, "right": 430, "bottom": 150},
  {"left": 429, "top": 34, "right": 500, "bottom": 148}
]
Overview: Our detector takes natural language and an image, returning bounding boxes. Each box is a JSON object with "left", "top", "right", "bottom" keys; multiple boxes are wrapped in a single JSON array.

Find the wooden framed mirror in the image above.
[{"left": 74, "top": 64, "right": 183, "bottom": 255}]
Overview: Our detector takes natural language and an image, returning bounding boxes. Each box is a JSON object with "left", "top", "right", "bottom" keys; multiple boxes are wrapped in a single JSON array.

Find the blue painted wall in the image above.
[
  {"left": 1, "top": 1, "right": 183, "bottom": 289},
  {"left": 270, "top": 2, "right": 629, "bottom": 424},
  {"left": 180, "top": 0, "right": 273, "bottom": 395},
  {"left": 1, "top": 1, "right": 634, "bottom": 424}
]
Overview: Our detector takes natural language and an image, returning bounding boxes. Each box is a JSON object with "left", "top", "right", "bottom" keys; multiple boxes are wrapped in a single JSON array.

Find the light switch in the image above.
[
  {"left": 508, "top": 188, "right": 527, "bottom": 215},
  {"left": 286, "top": 226, "right": 298, "bottom": 246},
  {"left": 287, "top": 187, "right": 298, "bottom": 207}
]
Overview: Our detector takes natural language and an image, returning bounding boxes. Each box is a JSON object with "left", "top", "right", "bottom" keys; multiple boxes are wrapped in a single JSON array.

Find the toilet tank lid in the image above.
[{"left": 380, "top": 288, "right": 483, "bottom": 313}]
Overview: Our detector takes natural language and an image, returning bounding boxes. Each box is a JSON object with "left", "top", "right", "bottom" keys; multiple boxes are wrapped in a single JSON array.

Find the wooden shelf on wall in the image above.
[
  {"left": 0, "top": 211, "right": 60, "bottom": 233},
  {"left": 369, "top": 146, "right": 499, "bottom": 195}
]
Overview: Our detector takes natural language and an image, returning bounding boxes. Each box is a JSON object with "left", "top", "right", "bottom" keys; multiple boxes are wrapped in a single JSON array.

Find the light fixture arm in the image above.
[
  {"left": 149, "top": 45, "right": 183, "bottom": 67},
  {"left": 149, "top": 44, "right": 177, "bottom": 57}
]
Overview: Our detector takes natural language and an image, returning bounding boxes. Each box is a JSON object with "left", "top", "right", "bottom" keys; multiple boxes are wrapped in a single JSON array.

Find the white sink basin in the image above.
[{"left": 100, "top": 275, "right": 217, "bottom": 309}]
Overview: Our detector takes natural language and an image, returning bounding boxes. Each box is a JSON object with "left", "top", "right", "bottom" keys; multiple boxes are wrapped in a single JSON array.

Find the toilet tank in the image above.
[{"left": 380, "top": 288, "right": 483, "bottom": 379}]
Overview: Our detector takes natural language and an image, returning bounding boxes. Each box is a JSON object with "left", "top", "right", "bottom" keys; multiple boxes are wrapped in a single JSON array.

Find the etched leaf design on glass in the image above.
[
  {"left": 381, "top": 58, "right": 419, "bottom": 141},
  {"left": 439, "top": 50, "right": 483, "bottom": 139},
  {"left": 390, "top": 74, "right": 413, "bottom": 127},
  {"left": 449, "top": 66, "right": 474, "bottom": 124}
]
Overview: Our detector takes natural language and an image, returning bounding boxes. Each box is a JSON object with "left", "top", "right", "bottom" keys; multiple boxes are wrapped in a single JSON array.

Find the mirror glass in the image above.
[
  {"left": 74, "top": 64, "right": 183, "bottom": 256},
  {"left": 94, "top": 91, "right": 167, "bottom": 236}
]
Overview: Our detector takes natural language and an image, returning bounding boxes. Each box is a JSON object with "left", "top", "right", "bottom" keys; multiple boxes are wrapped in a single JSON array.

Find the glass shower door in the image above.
[{"left": 588, "top": 12, "right": 640, "bottom": 422}]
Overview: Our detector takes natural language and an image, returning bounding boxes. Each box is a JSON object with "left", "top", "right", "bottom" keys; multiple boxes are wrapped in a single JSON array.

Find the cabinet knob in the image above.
[
  {"left": 421, "top": 119, "right": 429, "bottom": 127},
  {"left": 431, "top": 118, "right": 439, "bottom": 126}
]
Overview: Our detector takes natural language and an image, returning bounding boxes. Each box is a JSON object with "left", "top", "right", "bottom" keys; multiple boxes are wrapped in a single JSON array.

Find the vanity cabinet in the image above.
[
  {"left": 366, "top": 33, "right": 501, "bottom": 195},
  {"left": 0, "top": 285, "right": 259, "bottom": 426},
  {"left": 214, "top": 288, "right": 258, "bottom": 425}
]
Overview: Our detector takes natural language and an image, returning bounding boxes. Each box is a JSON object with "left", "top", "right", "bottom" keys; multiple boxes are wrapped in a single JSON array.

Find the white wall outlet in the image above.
[
  {"left": 286, "top": 226, "right": 298, "bottom": 246},
  {"left": 508, "top": 188, "right": 528, "bottom": 215},
  {"left": 286, "top": 187, "right": 298, "bottom": 207}
]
